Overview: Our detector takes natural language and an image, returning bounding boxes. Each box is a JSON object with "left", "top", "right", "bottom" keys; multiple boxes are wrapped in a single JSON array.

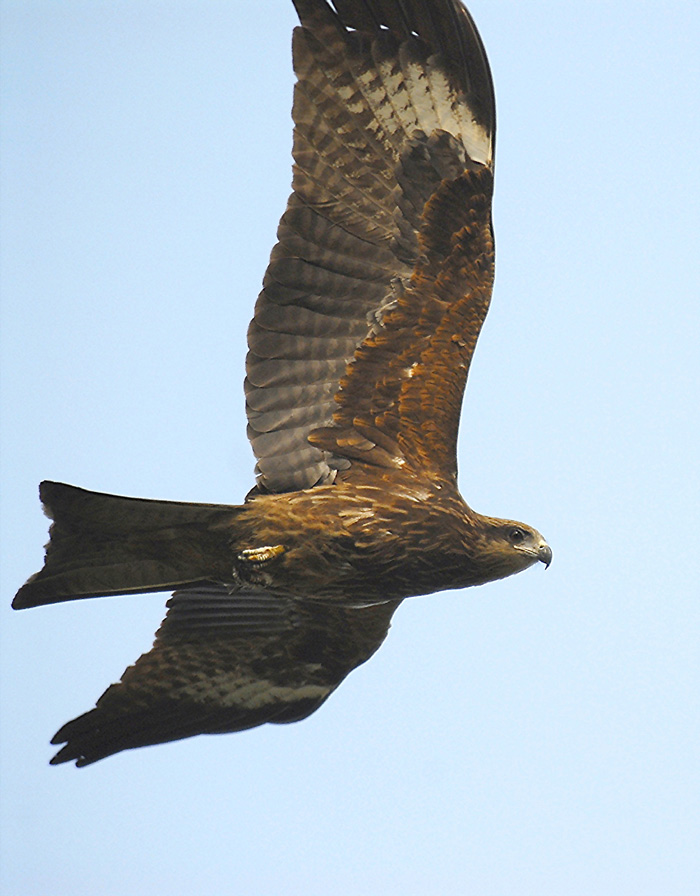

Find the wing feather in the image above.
[
  {"left": 49, "top": 586, "right": 401, "bottom": 766},
  {"left": 246, "top": 0, "right": 495, "bottom": 491}
]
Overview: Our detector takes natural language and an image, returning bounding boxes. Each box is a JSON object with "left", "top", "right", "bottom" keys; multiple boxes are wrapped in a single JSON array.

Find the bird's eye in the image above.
[{"left": 508, "top": 527, "right": 526, "bottom": 544}]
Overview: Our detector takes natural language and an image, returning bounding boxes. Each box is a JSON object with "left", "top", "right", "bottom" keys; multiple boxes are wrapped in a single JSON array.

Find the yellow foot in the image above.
[{"left": 237, "top": 544, "right": 286, "bottom": 565}]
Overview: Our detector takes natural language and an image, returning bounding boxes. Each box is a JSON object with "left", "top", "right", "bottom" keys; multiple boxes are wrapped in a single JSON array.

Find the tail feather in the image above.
[{"left": 13, "top": 482, "right": 240, "bottom": 610}]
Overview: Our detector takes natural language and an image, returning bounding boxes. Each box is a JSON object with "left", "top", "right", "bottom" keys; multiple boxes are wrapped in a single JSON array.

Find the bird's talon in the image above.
[{"left": 237, "top": 544, "right": 286, "bottom": 565}]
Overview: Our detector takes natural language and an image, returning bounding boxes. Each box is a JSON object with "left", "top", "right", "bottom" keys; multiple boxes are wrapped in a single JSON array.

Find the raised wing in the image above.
[
  {"left": 246, "top": 0, "right": 495, "bottom": 492},
  {"left": 49, "top": 586, "right": 401, "bottom": 766}
]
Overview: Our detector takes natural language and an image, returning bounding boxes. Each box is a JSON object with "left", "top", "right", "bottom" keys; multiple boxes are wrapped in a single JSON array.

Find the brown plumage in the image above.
[{"left": 12, "top": 0, "right": 551, "bottom": 766}]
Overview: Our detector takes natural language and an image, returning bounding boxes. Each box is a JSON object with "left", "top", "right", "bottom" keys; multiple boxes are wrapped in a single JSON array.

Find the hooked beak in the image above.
[{"left": 538, "top": 543, "right": 552, "bottom": 569}]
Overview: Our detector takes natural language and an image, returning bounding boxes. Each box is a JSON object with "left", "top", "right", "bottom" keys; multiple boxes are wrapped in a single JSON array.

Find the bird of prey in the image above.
[{"left": 13, "top": 0, "right": 551, "bottom": 766}]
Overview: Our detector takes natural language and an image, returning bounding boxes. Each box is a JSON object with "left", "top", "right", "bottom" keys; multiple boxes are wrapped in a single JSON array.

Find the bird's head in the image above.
[{"left": 467, "top": 515, "right": 552, "bottom": 584}]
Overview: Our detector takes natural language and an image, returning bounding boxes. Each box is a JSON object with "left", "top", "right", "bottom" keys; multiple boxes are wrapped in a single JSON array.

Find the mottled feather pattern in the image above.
[
  {"left": 246, "top": 0, "right": 494, "bottom": 492},
  {"left": 311, "top": 164, "right": 494, "bottom": 477}
]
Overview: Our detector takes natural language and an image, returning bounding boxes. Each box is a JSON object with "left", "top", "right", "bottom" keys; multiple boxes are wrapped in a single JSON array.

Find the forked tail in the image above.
[{"left": 13, "top": 482, "right": 240, "bottom": 609}]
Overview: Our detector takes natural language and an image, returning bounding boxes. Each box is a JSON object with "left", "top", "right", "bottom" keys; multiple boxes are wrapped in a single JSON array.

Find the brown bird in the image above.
[{"left": 13, "top": 0, "right": 551, "bottom": 766}]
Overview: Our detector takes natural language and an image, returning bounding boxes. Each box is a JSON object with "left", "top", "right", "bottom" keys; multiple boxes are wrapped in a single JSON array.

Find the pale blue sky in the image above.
[{"left": 1, "top": 2, "right": 699, "bottom": 894}]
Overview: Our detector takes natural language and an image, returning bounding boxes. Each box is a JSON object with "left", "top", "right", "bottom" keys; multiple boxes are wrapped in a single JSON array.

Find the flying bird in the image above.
[{"left": 13, "top": 0, "right": 551, "bottom": 766}]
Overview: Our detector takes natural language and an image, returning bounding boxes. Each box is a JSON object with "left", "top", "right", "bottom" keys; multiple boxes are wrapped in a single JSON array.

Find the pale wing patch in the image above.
[
  {"left": 425, "top": 61, "right": 491, "bottom": 164},
  {"left": 179, "top": 671, "right": 330, "bottom": 710}
]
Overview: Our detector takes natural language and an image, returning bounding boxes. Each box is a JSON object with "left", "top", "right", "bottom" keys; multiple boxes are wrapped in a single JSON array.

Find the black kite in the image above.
[{"left": 13, "top": 0, "right": 551, "bottom": 766}]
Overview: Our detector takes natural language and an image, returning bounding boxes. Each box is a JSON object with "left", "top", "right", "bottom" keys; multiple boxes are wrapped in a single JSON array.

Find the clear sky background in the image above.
[{"left": 1, "top": 1, "right": 699, "bottom": 894}]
